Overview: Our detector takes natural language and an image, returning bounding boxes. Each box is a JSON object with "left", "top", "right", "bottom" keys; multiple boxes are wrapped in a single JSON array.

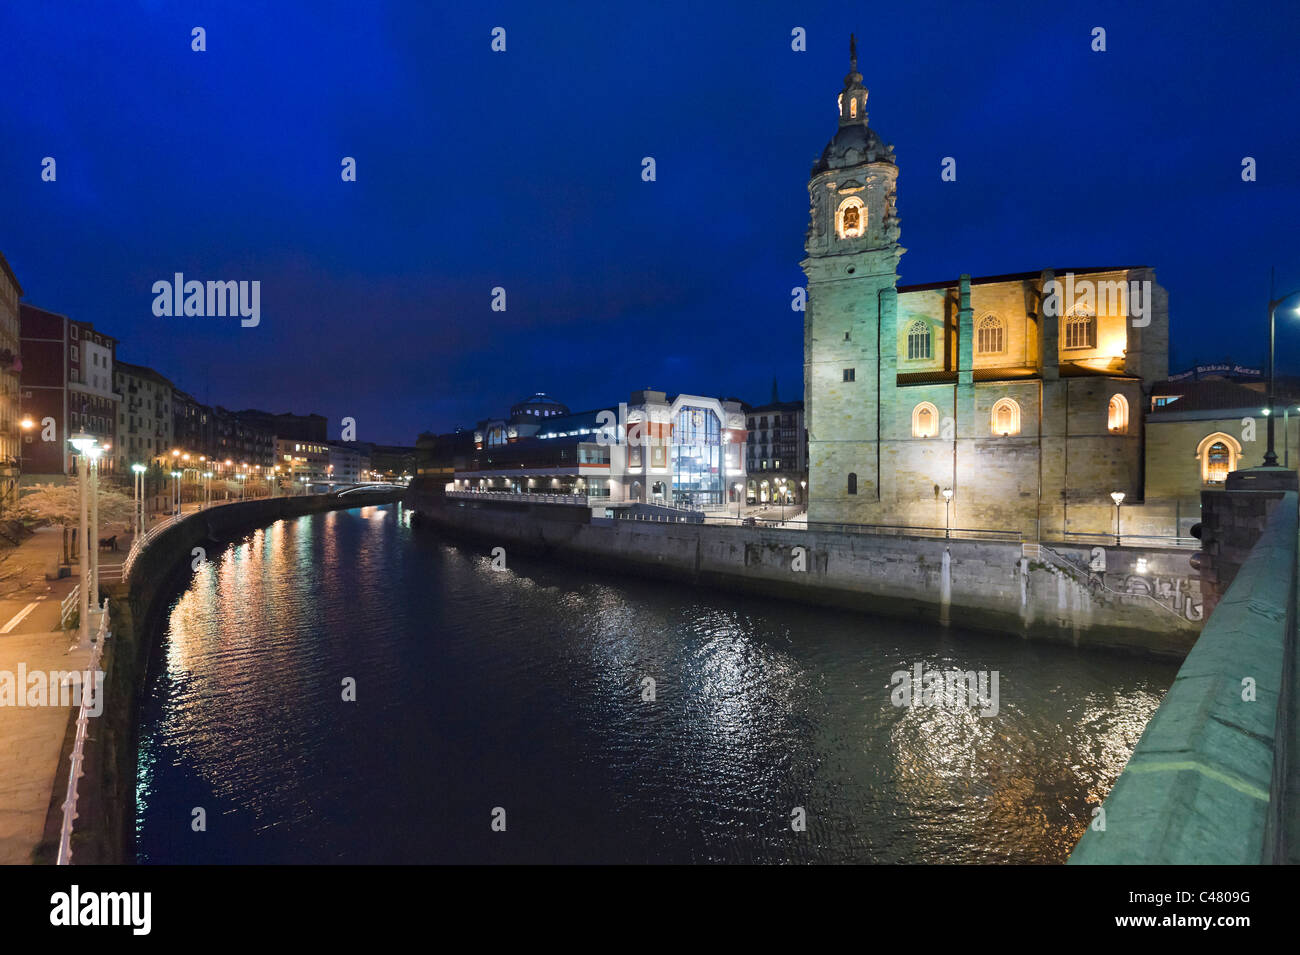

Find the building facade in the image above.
[
  {"left": 277, "top": 438, "right": 331, "bottom": 483},
  {"left": 114, "top": 360, "right": 174, "bottom": 472},
  {"left": 0, "top": 253, "right": 22, "bottom": 504},
  {"left": 67, "top": 319, "right": 120, "bottom": 473},
  {"left": 18, "top": 305, "right": 125, "bottom": 477},
  {"left": 327, "top": 443, "right": 370, "bottom": 484},
  {"left": 802, "top": 42, "right": 1167, "bottom": 536},
  {"left": 745, "top": 399, "right": 807, "bottom": 505},
  {"left": 455, "top": 389, "right": 747, "bottom": 508}
]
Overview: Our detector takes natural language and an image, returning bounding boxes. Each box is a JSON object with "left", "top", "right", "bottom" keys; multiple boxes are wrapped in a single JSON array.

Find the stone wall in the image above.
[
  {"left": 1070, "top": 491, "right": 1297, "bottom": 864},
  {"left": 417, "top": 493, "right": 1202, "bottom": 656}
]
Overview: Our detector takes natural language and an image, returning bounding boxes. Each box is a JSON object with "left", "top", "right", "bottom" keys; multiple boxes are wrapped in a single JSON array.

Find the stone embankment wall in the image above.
[
  {"left": 1070, "top": 491, "right": 1297, "bottom": 864},
  {"left": 412, "top": 488, "right": 1203, "bottom": 657}
]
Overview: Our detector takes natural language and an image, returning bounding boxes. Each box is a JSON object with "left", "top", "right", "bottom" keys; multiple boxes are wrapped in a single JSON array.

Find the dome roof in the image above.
[
  {"left": 814, "top": 123, "right": 893, "bottom": 174},
  {"left": 509, "top": 392, "right": 569, "bottom": 421}
]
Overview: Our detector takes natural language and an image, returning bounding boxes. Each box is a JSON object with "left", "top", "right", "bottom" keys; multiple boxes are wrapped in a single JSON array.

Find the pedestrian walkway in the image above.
[{"left": 0, "top": 521, "right": 127, "bottom": 865}]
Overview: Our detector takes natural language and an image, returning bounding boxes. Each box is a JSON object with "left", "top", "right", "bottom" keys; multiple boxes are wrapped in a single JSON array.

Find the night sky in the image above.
[{"left": 2, "top": 1, "right": 1297, "bottom": 443}]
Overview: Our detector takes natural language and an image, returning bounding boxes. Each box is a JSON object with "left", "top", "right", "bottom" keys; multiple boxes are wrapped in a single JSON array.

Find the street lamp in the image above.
[
  {"left": 1110, "top": 490, "right": 1126, "bottom": 546},
  {"left": 776, "top": 477, "right": 787, "bottom": 522},
  {"left": 733, "top": 482, "right": 743, "bottom": 520},
  {"left": 1262, "top": 284, "right": 1300, "bottom": 467},
  {"left": 942, "top": 487, "right": 954, "bottom": 539},
  {"left": 131, "top": 463, "right": 146, "bottom": 538},
  {"left": 68, "top": 434, "right": 97, "bottom": 647},
  {"left": 170, "top": 471, "right": 181, "bottom": 516}
]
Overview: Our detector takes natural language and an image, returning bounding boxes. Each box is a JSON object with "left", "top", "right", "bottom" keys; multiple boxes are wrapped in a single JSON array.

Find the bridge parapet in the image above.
[{"left": 1070, "top": 490, "right": 1297, "bottom": 864}]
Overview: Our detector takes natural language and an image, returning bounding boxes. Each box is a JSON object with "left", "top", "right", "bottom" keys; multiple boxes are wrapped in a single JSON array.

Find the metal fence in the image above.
[{"left": 56, "top": 597, "right": 110, "bottom": 866}]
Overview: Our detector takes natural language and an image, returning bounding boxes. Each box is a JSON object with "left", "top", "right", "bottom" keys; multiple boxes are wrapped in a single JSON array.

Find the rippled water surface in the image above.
[{"left": 135, "top": 504, "right": 1177, "bottom": 863}]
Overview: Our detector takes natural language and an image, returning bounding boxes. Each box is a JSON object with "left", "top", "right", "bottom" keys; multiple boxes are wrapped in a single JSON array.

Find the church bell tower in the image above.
[{"left": 802, "top": 34, "right": 903, "bottom": 522}]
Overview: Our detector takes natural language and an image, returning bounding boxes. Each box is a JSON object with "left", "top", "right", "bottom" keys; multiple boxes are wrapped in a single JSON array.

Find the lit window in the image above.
[
  {"left": 1064, "top": 309, "right": 1096, "bottom": 349},
  {"left": 906, "top": 321, "right": 931, "bottom": 361},
  {"left": 1198, "top": 433, "right": 1241, "bottom": 485},
  {"left": 1108, "top": 394, "right": 1129, "bottom": 433},
  {"left": 850, "top": 98, "right": 857, "bottom": 118},
  {"left": 977, "top": 314, "right": 1004, "bottom": 355},
  {"left": 836, "top": 197, "right": 866, "bottom": 239},
  {"left": 912, "top": 401, "right": 939, "bottom": 438},
  {"left": 991, "top": 398, "right": 1021, "bottom": 436}
]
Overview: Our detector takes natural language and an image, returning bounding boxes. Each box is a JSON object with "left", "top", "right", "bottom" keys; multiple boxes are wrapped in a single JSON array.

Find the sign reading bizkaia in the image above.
[{"left": 151, "top": 274, "right": 261, "bottom": 327}]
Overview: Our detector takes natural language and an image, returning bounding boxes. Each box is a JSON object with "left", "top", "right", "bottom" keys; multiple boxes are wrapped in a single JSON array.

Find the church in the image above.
[{"left": 803, "top": 39, "right": 1170, "bottom": 538}]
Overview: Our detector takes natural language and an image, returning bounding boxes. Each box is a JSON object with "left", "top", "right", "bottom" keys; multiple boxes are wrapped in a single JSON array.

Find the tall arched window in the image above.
[
  {"left": 977, "top": 314, "right": 1004, "bottom": 355},
  {"left": 906, "top": 321, "right": 932, "bottom": 361},
  {"left": 1197, "top": 432, "right": 1241, "bottom": 485},
  {"left": 847, "top": 472, "right": 858, "bottom": 495},
  {"left": 912, "top": 401, "right": 939, "bottom": 438},
  {"left": 991, "top": 398, "right": 1021, "bottom": 436},
  {"left": 836, "top": 197, "right": 865, "bottom": 239},
  {"left": 1108, "top": 394, "right": 1129, "bottom": 433},
  {"left": 1064, "top": 307, "right": 1096, "bottom": 350}
]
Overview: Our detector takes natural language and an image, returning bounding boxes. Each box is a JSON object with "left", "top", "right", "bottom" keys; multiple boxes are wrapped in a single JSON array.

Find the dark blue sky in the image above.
[{"left": 2, "top": 0, "right": 1298, "bottom": 443}]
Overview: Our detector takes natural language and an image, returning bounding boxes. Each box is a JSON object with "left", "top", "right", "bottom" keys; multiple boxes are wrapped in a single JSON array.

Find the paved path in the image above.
[{"left": 0, "top": 522, "right": 127, "bottom": 865}]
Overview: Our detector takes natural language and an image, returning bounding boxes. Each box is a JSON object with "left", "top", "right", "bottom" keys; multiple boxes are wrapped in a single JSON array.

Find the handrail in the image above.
[
  {"left": 56, "top": 596, "right": 110, "bottom": 866},
  {"left": 1033, "top": 542, "right": 1194, "bottom": 621},
  {"left": 59, "top": 584, "right": 79, "bottom": 629}
]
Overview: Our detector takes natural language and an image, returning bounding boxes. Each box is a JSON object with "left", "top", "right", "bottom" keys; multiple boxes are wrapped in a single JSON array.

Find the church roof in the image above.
[
  {"left": 898, "top": 266, "right": 1149, "bottom": 294},
  {"left": 814, "top": 123, "right": 893, "bottom": 173},
  {"left": 896, "top": 365, "right": 1137, "bottom": 386}
]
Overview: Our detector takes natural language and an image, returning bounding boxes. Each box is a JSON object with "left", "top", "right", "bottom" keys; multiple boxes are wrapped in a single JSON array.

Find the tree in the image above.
[{"left": 16, "top": 482, "right": 136, "bottom": 563}]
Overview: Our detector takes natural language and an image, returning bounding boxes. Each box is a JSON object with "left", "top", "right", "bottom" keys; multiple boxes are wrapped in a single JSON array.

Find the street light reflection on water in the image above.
[{"left": 135, "top": 504, "right": 1176, "bottom": 864}]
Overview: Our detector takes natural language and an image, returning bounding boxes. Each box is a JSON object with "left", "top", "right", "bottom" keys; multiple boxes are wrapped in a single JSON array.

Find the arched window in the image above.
[
  {"left": 1108, "top": 394, "right": 1129, "bottom": 433},
  {"left": 847, "top": 472, "right": 858, "bottom": 495},
  {"left": 906, "top": 321, "right": 932, "bottom": 361},
  {"left": 1064, "top": 307, "right": 1096, "bottom": 350},
  {"left": 977, "top": 314, "right": 1004, "bottom": 355},
  {"left": 912, "top": 401, "right": 939, "bottom": 438},
  {"left": 850, "top": 98, "right": 857, "bottom": 118},
  {"left": 836, "top": 197, "right": 866, "bottom": 239},
  {"left": 991, "top": 398, "right": 1021, "bottom": 436},
  {"left": 1197, "top": 432, "right": 1242, "bottom": 485}
]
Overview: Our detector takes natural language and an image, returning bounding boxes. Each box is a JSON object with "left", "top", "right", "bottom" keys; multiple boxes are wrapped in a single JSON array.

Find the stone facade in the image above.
[{"left": 803, "top": 44, "right": 1168, "bottom": 537}]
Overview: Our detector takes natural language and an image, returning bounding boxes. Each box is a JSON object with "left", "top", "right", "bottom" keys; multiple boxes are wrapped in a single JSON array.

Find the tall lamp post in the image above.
[
  {"left": 131, "top": 463, "right": 146, "bottom": 538},
  {"left": 171, "top": 470, "right": 181, "bottom": 516},
  {"left": 733, "top": 482, "right": 743, "bottom": 520},
  {"left": 1110, "top": 490, "right": 1125, "bottom": 547},
  {"left": 69, "top": 434, "right": 97, "bottom": 647},
  {"left": 942, "top": 487, "right": 954, "bottom": 539},
  {"left": 1263, "top": 286, "right": 1300, "bottom": 466}
]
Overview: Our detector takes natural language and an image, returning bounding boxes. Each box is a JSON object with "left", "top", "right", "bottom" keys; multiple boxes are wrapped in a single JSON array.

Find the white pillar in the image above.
[
  {"left": 78, "top": 457, "right": 88, "bottom": 646},
  {"left": 90, "top": 457, "right": 99, "bottom": 608}
]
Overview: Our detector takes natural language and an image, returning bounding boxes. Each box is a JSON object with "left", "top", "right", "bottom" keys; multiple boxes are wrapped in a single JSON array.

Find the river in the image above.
[{"left": 134, "top": 503, "right": 1176, "bottom": 863}]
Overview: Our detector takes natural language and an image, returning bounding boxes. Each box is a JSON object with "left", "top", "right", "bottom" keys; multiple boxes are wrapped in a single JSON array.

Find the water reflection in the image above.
[{"left": 136, "top": 505, "right": 1176, "bottom": 864}]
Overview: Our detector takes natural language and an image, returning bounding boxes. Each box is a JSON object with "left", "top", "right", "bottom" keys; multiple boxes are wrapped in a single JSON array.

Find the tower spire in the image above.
[{"left": 850, "top": 32, "right": 857, "bottom": 71}]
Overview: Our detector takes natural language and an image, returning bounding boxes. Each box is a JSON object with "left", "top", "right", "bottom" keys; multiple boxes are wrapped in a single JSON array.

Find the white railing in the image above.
[
  {"left": 446, "top": 490, "right": 601, "bottom": 505},
  {"left": 56, "top": 596, "right": 110, "bottom": 866},
  {"left": 120, "top": 513, "right": 179, "bottom": 581},
  {"left": 59, "top": 584, "right": 80, "bottom": 629}
]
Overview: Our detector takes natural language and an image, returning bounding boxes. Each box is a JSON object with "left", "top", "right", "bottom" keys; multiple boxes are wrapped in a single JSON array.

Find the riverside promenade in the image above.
[{"left": 0, "top": 521, "right": 127, "bottom": 864}]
